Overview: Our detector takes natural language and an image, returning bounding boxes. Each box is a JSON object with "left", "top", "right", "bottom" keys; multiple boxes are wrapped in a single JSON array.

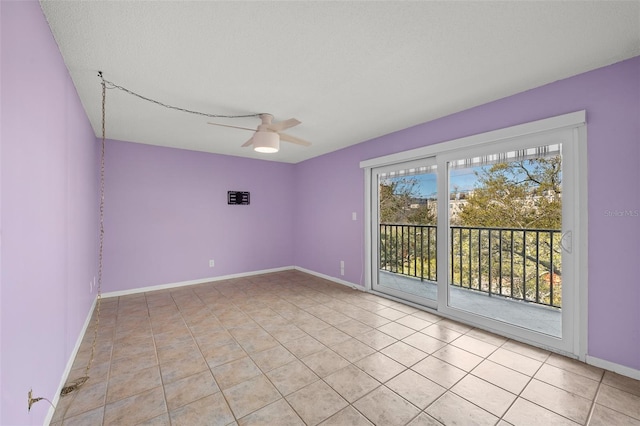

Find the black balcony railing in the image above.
[{"left": 379, "top": 223, "right": 562, "bottom": 308}]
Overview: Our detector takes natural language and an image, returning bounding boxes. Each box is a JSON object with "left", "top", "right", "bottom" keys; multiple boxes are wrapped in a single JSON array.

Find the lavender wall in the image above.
[
  {"left": 103, "top": 141, "right": 295, "bottom": 292},
  {"left": 1, "top": 2, "right": 99, "bottom": 424},
  {"left": 294, "top": 57, "right": 640, "bottom": 371}
]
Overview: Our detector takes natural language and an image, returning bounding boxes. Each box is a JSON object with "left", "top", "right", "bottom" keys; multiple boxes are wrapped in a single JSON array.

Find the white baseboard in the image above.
[
  {"left": 586, "top": 355, "right": 640, "bottom": 380},
  {"left": 44, "top": 296, "right": 98, "bottom": 425},
  {"left": 293, "top": 266, "right": 365, "bottom": 291},
  {"left": 101, "top": 266, "right": 295, "bottom": 299}
]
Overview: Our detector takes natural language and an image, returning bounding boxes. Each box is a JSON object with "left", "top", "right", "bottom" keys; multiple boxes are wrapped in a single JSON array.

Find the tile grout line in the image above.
[
  {"left": 368, "top": 310, "right": 506, "bottom": 423},
  {"left": 423, "top": 327, "right": 508, "bottom": 424},
  {"left": 198, "top": 281, "right": 317, "bottom": 424},
  {"left": 146, "top": 291, "right": 172, "bottom": 425},
  {"left": 493, "top": 345, "right": 550, "bottom": 425},
  {"left": 187, "top": 285, "right": 241, "bottom": 423},
  {"left": 99, "top": 296, "right": 118, "bottom": 425},
  {"left": 229, "top": 295, "right": 312, "bottom": 424},
  {"left": 583, "top": 369, "right": 605, "bottom": 426},
  {"left": 263, "top": 280, "right": 410, "bottom": 424}
]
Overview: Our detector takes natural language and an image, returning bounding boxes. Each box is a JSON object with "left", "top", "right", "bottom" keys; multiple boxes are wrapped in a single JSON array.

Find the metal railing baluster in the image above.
[{"left": 378, "top": 223, "right": 561, "bottom": 308}]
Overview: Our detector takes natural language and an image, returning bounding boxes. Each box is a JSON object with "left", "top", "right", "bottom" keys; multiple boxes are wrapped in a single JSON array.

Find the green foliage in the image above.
[
  {"left": 379, "top": 178, "right": 436, "bottom": 225},
  {"left": 379, "top": 224, "right": 437, "bottom": 282},
  {"left": 450, "top": 227, "right": 562, "bottom": 307},
  {"left": 457, "top": 156, "right": 562, "bottom": 229},
  {"left": 378, "top": 177, "right": 437, "bottom": 282},
  {"left": 452, "top": 155, "right": 563, "bottom": 307}
]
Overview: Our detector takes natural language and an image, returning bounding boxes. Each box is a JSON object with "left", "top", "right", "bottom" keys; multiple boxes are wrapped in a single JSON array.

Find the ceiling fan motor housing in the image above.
[{"left": 253, "top": 131, "right": 279, "bottom": 153}]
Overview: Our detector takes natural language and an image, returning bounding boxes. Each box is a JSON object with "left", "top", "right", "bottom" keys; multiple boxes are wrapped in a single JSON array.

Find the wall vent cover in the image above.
[{"left": 228, "top": 191, "right": 250, "bottom": 205}]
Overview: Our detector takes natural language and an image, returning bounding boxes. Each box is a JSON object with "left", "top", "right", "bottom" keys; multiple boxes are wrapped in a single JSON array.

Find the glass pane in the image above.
[
  {"left": 376, "top": 165, "right": 438, "bottom": 303},
  {"left": 447, "top": 144, "right": 563, "bottom": 337}
]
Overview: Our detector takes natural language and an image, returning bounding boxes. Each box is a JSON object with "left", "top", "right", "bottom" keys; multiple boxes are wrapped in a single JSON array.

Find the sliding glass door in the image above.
[
  {"left": 371, "top": 158, "right": 438, "bottom": 308},
  {"left": 366, "top": 114, "right": 585, "bottom": 355},
  {"left": 437, "top": 132, "right": 574, "bottom": 344}
]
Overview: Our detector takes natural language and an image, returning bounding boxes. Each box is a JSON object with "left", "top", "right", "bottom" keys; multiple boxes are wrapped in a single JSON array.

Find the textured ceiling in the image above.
[{"left": 40, "top": 1, "right": 640, "bottom": 163}]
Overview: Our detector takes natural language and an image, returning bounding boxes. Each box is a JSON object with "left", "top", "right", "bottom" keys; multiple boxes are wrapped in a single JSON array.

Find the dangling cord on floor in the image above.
[{"left": 60, "top": 72, "right": 107, "bottom": 397}]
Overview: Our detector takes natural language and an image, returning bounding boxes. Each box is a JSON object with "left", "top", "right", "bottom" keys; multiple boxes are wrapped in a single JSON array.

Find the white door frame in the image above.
[
  {"left": 370, "top": 157, "right": 438, "bottom": 309},
  {"left": 362, "top": 111, "right": 588, "bottom": 359}
]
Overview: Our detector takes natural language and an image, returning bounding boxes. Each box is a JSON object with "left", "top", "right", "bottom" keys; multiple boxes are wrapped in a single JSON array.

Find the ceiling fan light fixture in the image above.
[{"left": 253, "top": 131, "right": 279, "bottom": 153}]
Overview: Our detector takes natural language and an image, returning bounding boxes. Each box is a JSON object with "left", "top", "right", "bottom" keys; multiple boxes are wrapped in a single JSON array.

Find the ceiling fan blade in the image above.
[
  {"left": 267, "top": 118, "right": 301, "bottom": 132},
  {"left": 208, "top": 121, "right": 256, "bottom": 132},
  {"left": 279, "top": 132, "right": 311, "bottom": 147},
  {"left": 240, "top": 136, "right": 254, "bottom": 148}
]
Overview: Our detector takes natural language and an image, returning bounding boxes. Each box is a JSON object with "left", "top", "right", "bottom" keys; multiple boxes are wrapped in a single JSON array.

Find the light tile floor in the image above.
[{"left": 51, "top": 270, "right": 640, "bottom": 426}]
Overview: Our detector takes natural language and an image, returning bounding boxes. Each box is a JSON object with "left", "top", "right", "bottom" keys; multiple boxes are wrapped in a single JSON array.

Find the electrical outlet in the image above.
[
  {"left": 340, "top": 260, "right": 345, "bottom": 276},
  {"left": 352, "top": 212, "right": 357, "bottom": 221},
  {"left": 209, "top": 259, "right": 215, "bottom": 268}
]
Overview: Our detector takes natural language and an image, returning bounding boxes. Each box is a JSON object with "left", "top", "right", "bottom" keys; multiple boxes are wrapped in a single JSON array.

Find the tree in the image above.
[
  {"left": 379, "top": 177, "right": 437, "bottom": 280},
  {"left": 453, "top": 155, "right": 563, "bottom": 307},
  {"left": 379, "top": 177, "right": 436, "bottom": 225},
  {"left": 457, "top": 156, "right": 561, "bottom": 229}
]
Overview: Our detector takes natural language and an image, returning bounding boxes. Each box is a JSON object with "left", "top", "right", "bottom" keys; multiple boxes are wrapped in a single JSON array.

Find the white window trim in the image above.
[{"left": 360, "top": 110, "right": 585, "bottom": 169}]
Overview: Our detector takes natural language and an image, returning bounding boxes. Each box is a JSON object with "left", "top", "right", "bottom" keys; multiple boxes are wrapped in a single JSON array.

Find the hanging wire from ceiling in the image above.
[
  {"left": 98, "top": 72, "right": 264, "bottom": 119},
  {"left": 60, "top": 74, "right": 109, "bottom": 398},
  {"left": 61, "top": 72, "right": 261, "bottom": 398}
]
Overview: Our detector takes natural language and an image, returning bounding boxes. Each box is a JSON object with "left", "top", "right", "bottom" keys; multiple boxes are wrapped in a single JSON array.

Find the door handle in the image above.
[{"left": 560, "top": 231, "right": 572, "bottom": 253}]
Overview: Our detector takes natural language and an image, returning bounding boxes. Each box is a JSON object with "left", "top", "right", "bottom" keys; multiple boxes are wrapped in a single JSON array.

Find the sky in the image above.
[
  {"left": 393, "top": 166, "right": 487, "bottom": 198},
  {"left": 386, "top": 150, "right": 561, "bottom": 199}
]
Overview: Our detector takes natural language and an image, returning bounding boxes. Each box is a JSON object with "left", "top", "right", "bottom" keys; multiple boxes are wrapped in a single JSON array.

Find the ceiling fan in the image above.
[{"left": 208, "top": 113, "right": 311, "bottom": 153}]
